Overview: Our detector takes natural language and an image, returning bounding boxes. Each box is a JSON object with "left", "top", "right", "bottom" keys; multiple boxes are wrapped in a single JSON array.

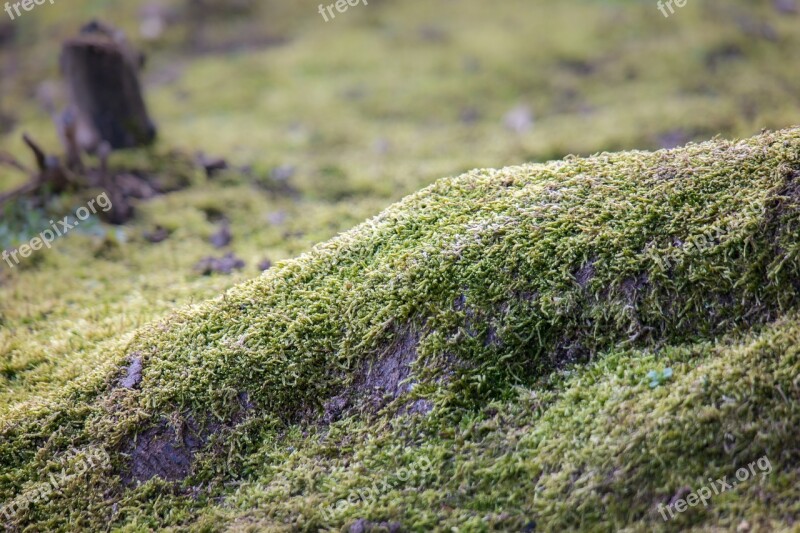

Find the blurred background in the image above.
[{"left": 0, "top": 0, "right": 799, "bottom": 409}]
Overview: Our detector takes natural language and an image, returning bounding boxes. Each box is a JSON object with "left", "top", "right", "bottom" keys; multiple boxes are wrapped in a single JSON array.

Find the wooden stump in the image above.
[{"left": 60, "top": 21, "right": 156, "bottom": 151}]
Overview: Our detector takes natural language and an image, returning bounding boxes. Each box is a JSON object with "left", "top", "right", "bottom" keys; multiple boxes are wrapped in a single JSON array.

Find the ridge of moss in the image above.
[{"left": 2, "top": 128, "right": 800, "bottom": 531}]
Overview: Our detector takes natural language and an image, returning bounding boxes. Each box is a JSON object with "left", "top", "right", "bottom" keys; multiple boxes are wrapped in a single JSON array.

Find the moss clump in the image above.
[
  {"left": 5, "top": 0, "right": 800, "bottom": 417},
  {"left": 2, "top": 128, "right": 800, "bottom": 531}
]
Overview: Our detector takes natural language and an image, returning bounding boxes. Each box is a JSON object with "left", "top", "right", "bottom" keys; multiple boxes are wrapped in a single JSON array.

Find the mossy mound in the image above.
[
  {"left": 5, "top": 0, "right": 800, "bottom": 416},
  {"left": 2, "top": 128, "right": 800, "bottom": 531}
]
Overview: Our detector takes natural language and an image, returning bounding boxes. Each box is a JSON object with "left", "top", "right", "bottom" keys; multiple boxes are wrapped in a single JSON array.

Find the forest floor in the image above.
[{"left": 1, "top": 1, "right": 800, "bottom": 531}]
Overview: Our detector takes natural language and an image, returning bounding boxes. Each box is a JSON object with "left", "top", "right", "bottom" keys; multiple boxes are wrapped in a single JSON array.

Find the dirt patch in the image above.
[
  {"left": 550, "top": 333, "right": 590, "bottom": 368},
  {"left": 620, "top": 274, "right": 649, "bottom": 305},
  {"left": 210, "top": 221, "right": 232, "bottom": 248},
  {"left": 120, "top": 393, "right": 254, "bottom": 485},
  {"left": 760, "top": 167, "right": 800, "bottom": 298},
  {"left": 323, "top": 328, "right": 425, "bottom": 423},
  {"left": 122, "top": 418, "right": 209, "bottom": 484},
  {"left": 349, "top": 518, "right": 403, "bottom": 533},
  {"left": 401, "top": 398, "right": 434, "bottom": 416},
  {"left": 144, "top": 225, "right": 171, "bottom": 243},
  {"left": 574, "top": 259, "right": 596, "bottom": 289},
  {"left": 766, "top": 168, "right": 800, "bottom": 226},
  {"left": 194, "top": 252, "right": 245, "bottom": 275}
]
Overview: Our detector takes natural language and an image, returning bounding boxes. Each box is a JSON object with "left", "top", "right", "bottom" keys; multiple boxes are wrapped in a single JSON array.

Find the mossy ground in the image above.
[
  {"left": 2, "top": 127, "right": 800, "bottom": 531},
  {"left": 2, "top": 0, "right": 800, "bottom": 408},
  {"left": 1, "top": 0, "right": 800, "bottom": 531}
]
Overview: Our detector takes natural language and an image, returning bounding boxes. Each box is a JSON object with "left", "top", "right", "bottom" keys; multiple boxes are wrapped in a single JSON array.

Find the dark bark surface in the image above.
[{"left": 60, "top": 21, "right": 156, "bottom": 150}]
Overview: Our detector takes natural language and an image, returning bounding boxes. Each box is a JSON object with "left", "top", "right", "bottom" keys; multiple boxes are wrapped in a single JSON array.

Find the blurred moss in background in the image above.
[{"left": 0, "top": 0, "right": 798, "bottom": 408}]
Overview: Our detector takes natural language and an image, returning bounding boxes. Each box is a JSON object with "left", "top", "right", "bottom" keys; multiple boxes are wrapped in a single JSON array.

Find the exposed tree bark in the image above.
[
  {"left": 0, "top": 21, "right": 157, "bottom": 224},
  {"left": 0, "top": 133, "right": 73, "bottom": 205},
  {"left": 60, "top": 20, "right": 156, "bottom": 151}
]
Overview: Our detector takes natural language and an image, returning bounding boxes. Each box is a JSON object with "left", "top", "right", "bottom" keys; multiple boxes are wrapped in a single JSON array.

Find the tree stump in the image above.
[{"left": 60, "top": 21, "right": 156, "bottom": 151}]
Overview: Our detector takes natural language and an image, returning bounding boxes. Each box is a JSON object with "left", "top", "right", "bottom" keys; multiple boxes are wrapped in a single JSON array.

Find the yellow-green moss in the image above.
[
  {"left": 4, "top": 0, "right": 800, "bottom": 411},
  {"left": 3, "top": 0, "right": 800, "bottom": 530},
  {"left": 2, "top": 128, "right": 800, "bottom": 531}
]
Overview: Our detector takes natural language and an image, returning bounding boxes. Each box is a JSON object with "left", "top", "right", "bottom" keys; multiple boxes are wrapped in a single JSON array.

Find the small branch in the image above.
[
  {"left": 22, "top": 132, "right": 47, "bottom": 173},
  {"left": 0, "top": 151, "right": 31, "bottom": 175},
  {"left": 0, "top": 145, "right": 39, "bottom": 206},
  {"left": 0, "top": 133, "right": 74, "bottom": 208}
]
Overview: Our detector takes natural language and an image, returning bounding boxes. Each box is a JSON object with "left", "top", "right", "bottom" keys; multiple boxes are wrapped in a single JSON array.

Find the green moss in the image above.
[
  {"left": 3, "top": 0, "right": 800, "bottom": 529},
  {"left": 4, "top": 0, "right": 800, "bottom": 411},
  {"left": 2, "top": 128, "right": 800, "bottom": 531}
]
